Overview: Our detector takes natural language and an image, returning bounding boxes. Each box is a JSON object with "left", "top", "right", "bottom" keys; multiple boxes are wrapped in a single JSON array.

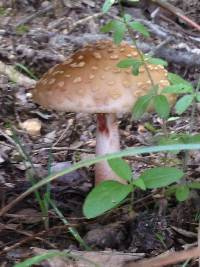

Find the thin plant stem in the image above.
[
  {"left": 183, "top": 75, "right": 200, "bottom": 171},
  {"left": 118, "top": 0, "right": 169, "bottom": 137},
  {"left": 118, "top": 0, "right": 155, "bottom": 87},
  {"left": 49, "top": 199, "right": 91, "bottom": 251},
  {"left": 11, "top": 127, "right": 46, "bottom": 215},
  {"left": 43, "top": 148, "right": 53, "bottom": 230},
  {"left": 189, "top": 76, "right": 200, "bottom": 134}
]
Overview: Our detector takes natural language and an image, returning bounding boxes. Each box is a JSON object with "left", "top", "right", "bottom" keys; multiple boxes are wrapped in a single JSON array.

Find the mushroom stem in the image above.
[{"left": 95, "top": 113, "right": 125, "bottom": 184}]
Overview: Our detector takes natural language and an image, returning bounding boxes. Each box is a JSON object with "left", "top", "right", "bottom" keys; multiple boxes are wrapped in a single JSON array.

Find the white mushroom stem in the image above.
[{"left": 95, "top": 113, "right": 125, "bottom": 185}]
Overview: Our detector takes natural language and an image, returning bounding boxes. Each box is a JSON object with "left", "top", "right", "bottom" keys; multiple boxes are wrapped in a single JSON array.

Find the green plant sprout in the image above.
[
  {"left": 0, "top": 7, "right": 8, "bottom": 16},
  {"left": 15, "top": 24, "right": 29, "bottom": 35},
  {"left": 15, "top": 63, "right": 38, "bottom": 80},
  {"left": 83, "top": 164, "right": 184, "bottom": 218},
  {"left": 155, "top": 233, "right": 168, "bottom": 249},
  {"left": 101, "top": 0, "right": 171, "bottom": 143}
]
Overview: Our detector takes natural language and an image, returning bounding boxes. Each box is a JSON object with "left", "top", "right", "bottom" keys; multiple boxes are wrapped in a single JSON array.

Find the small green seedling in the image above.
[
  {"left": 83, "top": 158, "right": 184, "bottom": 219},
  {"left": 16, "top": 25, "right": 29, "bottom": 35},
  {"left": 15, "top": 63, "right": 38, "bottom": 80}
]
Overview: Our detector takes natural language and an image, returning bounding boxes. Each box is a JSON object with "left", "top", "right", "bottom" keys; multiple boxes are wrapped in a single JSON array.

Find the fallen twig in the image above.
[
  {"left": 33, "top": 248, "right": 144, "bottom": 267},
  {"left": 0, "top": 61, "right": 36, "bottom": 87},
  {"left": 124, "top": 246, "right": 200, "bottom": 267},
  {"left": 68, "top": 12, "right": 104, "bottom": 34},
  {"left": 15, "top": 4, "right": 53, "bottom": 27},
  {"left": 151, "top": 0, "right": 200, "bottom": 32},
  {"left": 0, "top": 224, "right": 73, "bottom": 256},
  {"left": 137, "top": 41, "right": 200, "bottom": 67}
]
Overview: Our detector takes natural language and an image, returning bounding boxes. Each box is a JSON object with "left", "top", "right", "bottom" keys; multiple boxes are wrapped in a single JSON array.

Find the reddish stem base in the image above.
[{"left": 95, "top": 113, "right": 125, "bottom": 185}]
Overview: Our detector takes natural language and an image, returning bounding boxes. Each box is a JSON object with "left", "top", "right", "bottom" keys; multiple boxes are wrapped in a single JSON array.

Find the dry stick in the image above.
[
  {"left": 142, "top": 19, "right": 199, "bottom": 43},
  {"left": 137, "top": 19, "right": 180, "bottom": 39},
  {"left": 124, "top": 247, "right": 200, "bottom": 267},
  {"left": 151, "top": 0, "right": 200, "bottom": 32},
  {"left": 147, "top": 36, "right": 172, "bottom": 56},
  {"left": 68, "top": 12, "right": 104, "bottom": 34},
  {"left": 15, "top": 4, "right": 53, "bottom": 27},
  {"left": 15, "top": 46, "right": 65, "bottom": 63},
  {"left": 135, "top": 18, "right": 200, "bottom": 42},
  {"left": 34, "top": 146, "right": 92, "bottom": 153},
  {"left": 0, "top": 224, "right": 73, "bottom": 256},
  {"left": 0, "top": 61, "right": 36, "bottom": 87},
  {"left": 0, "top": 223, "right": 57, "bottom": 250},
  {"left": 137, "top": 41, "right": 200, "bottom": 67},
  {"left": 0, "top": 129, "right": 29, "bottom": 161}
]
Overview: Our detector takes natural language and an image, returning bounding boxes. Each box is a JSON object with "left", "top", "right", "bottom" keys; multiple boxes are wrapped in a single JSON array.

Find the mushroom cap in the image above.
[{"left": 32, "top": 40, "right": 174, "bottom": 113}]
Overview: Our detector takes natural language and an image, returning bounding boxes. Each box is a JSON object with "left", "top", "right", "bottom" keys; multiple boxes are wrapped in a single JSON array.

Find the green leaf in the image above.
[
  {"left": 102, "top": 0, "right": 115, "bottom": 13},
  {"left": 132, "top": 61, "right": 143, "bottom": 75},
  {"left": 14, "top": 252, "right": 68, "bottom": 267},
  {"left": 117, "top": 58, "right": 141, "bottom": 68},
  {"left": 156, "top": 134, "right": 184, "bottom": 154},
  {"left": 16, "top": 25, "right": 29, "bottom": 35},
  {"left": 175, "top": 94, "right": 194, "bottom": 114},
  {"left": 117, "top": 58, "right": 142, "bottom": 75},
  {"left": 83, "top": 181, "right": 132, "bottom": 218},
  {"left": 167, "top": 116, "right": 180, "bottom": 122},
  {"left": 15, "top": 63, "right": 38, "bottom": 80},
  {"left": 108, "top": 158, "right": 132, "bottom": 181},
  {"left": 101, "top": 21, "right": 115, "bottom": 32},
  {"left": 175, "top": 185, "right": 190, "bottom": 201},
  {"left": 186, "top": 134, "right": 200, "bottom": 144},
  {"left": 158, "top": 133, "right": 200, "bottom": 147},
  {"left": 154, "top": 95, "right": 170, "bottom": 119},
  {"left": 140, "top": 167, "right": 184, "bottom": 189},
  {"left": 113, "top": 21, "right": 126, "bottom": 44},
  {"left": 168, "top": 73, "right": 192, "bottom": 86},
  {"left": 101, "top": 20, "right": 126, "bottom": 44},
  {"left": 132, "top": 178, "right": 146, "bottom": 190},
  {"left": 144, "top": 122, "right": 157, "bottom": 133},
  {"left": 129, "top": 21, "right": 150, "bottom": 37},
  {"left": 188, "top": 182, "right": 200, "bottom": 189},
  {"left": 124, "top": 13, "right": 132, "bottom": 23},
  {"left": 195, "top": 93, "right": 200, "bottom": 102},
  {"left": 132, "top": 94, "right": 153, "bottom": 119},
  {"left": 162, "top": 84, "right": 193, "bottom": 94},
  {"left": 146, "top": 57, "right": 168, "bottom": 66}
]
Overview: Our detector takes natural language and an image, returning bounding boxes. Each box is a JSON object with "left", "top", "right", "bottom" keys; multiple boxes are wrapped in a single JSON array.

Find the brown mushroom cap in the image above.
[{"left": 33, "top": 40, "right": 173, "bottom": 113}]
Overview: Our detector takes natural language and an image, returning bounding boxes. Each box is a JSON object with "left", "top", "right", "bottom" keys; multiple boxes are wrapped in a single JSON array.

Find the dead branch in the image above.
[
  {"left": 122, "top": 0, "right": 200, "bottom": 32},
  {"left": 137, "top": 41, "right": 200, "bottom": 67},
  {"left": 16, "top": 45, "right": 65, "bottom": 63},
  {"left": 0, "top": 61, "right": 36, "bottom": 87},
  {"left": 15, "top": 4, "right": 53, "bottom": 27},
  {"left": 33, "top": 248, "right": 144, "bottom": 267},
  {"left": 68, "top": 12, "right": 104, "bottom": 34},
  {"left": 151, "top": 0, "right": 200, "bottom": 32},
  {"left": 124, "top": 246, "right": 200, "bottom": 267}
]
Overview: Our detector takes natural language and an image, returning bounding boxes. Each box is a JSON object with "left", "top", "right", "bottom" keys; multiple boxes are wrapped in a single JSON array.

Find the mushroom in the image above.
[{"left": 32, "top": 40, "right": 174, "bottom": 185}]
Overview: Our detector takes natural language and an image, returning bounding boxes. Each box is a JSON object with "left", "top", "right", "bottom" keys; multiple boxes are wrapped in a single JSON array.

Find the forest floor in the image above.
[{"left": 0, "top": 0, "right": 200, "bottom": 266}]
